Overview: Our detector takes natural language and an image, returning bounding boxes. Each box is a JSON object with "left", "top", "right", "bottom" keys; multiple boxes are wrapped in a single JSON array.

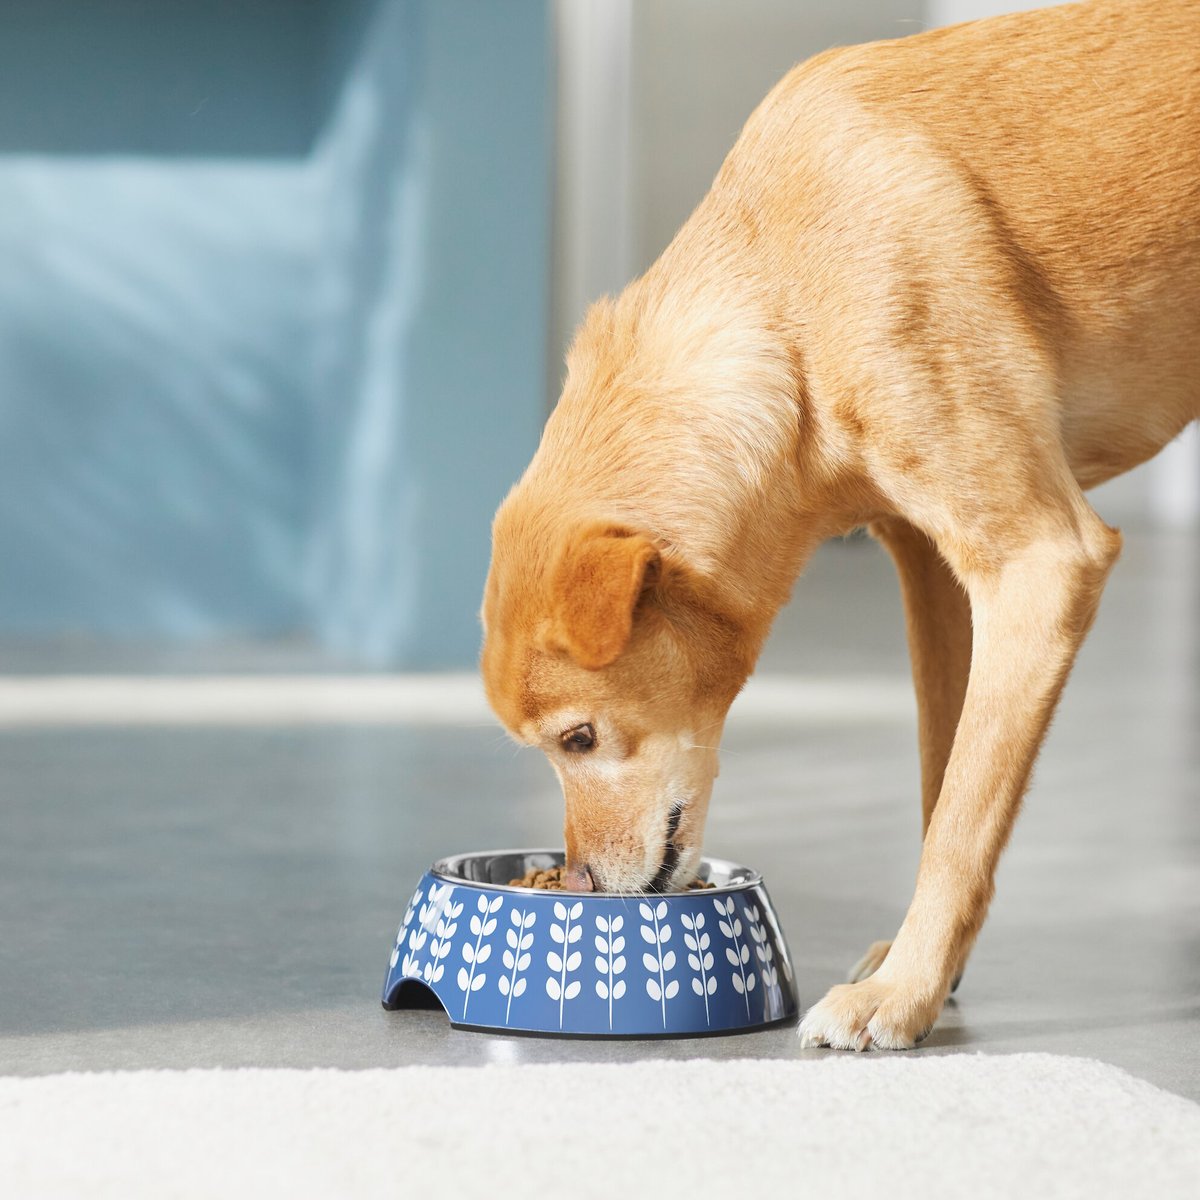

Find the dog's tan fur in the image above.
[{"left": 481, "top": 0, "right": 1200, "bottom": 1049}]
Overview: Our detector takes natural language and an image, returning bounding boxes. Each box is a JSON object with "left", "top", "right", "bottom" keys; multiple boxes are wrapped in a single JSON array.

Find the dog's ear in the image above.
[{"left": 545, "top": 528, "right": 661, "bottom": 670}]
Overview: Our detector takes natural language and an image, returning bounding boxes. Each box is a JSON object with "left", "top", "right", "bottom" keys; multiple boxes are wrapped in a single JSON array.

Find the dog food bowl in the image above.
[{"left": 382, "top": 849, "right": 798, "bottom": 1038}]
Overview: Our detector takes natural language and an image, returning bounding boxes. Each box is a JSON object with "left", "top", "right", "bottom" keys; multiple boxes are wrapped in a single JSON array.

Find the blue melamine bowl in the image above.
[{"left": 382, "top": 849, "right": 799, "bottom": 1038}]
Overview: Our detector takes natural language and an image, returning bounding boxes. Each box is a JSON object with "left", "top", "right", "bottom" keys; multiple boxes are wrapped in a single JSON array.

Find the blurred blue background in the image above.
[
  {"left": 0, "top": 0, "right": 550, "bottom": 666},
  {"left": 0, "top": 0, "right": 1192, "bottom": 668}
]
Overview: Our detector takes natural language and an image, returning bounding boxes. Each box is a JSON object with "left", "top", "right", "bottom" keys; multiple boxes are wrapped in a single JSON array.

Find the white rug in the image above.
[{"left": 1, "top": 1054, "right": 1197, "bottom": 1199}]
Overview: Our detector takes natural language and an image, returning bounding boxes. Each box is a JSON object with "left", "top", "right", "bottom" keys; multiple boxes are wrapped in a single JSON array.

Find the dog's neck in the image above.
[{"left": 524, "top": 276, "right": 830, "bottom": 634}]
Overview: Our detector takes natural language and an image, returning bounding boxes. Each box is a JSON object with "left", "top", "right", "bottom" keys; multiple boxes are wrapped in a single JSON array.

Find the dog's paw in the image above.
[
  {"left": 798, "top": 975, "right": 941, "bottom": 1051},
  {"left": 846, "top": 939, "right": 891, "bottom": 983}
]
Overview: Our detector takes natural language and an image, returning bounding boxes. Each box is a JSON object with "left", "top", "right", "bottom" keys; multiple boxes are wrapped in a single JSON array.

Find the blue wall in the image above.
[{"left": 0, "top": 0, "right": 551, "bottom": 666}]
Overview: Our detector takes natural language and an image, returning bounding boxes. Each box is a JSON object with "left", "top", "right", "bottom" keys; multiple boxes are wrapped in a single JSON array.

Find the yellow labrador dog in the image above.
[{"left": 480, "top": 0, "right": 1199, "bottom": 1050}]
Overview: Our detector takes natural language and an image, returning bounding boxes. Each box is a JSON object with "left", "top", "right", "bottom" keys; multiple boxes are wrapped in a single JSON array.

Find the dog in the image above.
[{"left": 479, "top": 0, "right": 1199, "bottom": 1050}]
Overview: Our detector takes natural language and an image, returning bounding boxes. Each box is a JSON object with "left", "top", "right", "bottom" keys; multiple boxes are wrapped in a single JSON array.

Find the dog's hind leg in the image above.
[{"left": 845, "top": 519, "right": 973, "bottom": 986}]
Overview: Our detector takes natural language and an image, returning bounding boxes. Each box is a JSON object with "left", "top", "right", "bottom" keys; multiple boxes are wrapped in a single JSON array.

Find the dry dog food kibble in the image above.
[
  {"left": 508, "top": 865, "right": 569, "bottom": 890},
  {"left": 507, "top": 865, "right": 715, "bottom": 891}
]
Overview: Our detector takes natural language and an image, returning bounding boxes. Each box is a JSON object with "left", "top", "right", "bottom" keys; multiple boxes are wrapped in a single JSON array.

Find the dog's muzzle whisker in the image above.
[{"left": 648, "top": 800, "right": 686, "bottom": 893}]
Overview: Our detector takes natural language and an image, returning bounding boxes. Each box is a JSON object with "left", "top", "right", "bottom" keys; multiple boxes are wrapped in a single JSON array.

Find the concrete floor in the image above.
[{"left": 1, "top": 528, "right": 1197, "bottom": 1099}]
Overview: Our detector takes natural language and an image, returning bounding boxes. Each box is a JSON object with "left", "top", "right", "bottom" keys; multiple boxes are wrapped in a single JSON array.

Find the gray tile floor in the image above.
[{"left": 1, "top": 529, "right": 1197, "bottom": 1098}]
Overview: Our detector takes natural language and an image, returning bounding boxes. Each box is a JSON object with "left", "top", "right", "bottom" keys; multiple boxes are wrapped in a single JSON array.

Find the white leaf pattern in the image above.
[
  {"left": 499, "top": 907, "right": 536, "bottom": 1023},
  {"left": 457, "top": 893, "right": 500, "bottom": 1018},
  {"left": 392, "top": 886, "right": 423, "bottom": 973},
  {"left": 713, "top": 896, "right": 755, "bottom": 1018},
  {"left": 403, "top": 884, "right": 441, "bottom": 977},
  {"left": 594, "top": 918, "right": 629, "bottom": 1008},
  {"left": 640, "top": 900, "right": 679, "bottom": 1029},
  {"left": 421, "top": 887, "right": 460, "bottom": 986},
  {"left": 680, "top": 911, "right": 717, "bottom": 1024},
  {"left": 401, "top": 927, "right": 425, "bottom": 978},
  {"left": 546, "top": 900, "right": 583, "bottom": 1028},
  {"left": 746, "top": 904, "right": 779, "bottom": 990}
]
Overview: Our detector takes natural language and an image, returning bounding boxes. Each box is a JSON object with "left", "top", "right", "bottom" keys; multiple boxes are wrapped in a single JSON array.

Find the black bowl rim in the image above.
[{"left": 429, "top": 848, "right": 763, "bottom": 896}]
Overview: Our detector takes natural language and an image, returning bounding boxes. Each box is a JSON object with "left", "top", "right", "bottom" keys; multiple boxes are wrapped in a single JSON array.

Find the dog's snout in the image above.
[{"left": 562, "top": 864, "right": 595, "bottom": 892}]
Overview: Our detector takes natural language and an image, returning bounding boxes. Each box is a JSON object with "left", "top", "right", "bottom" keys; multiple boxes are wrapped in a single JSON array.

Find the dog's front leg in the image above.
[{"left": 800, "top": 510, "right": 1121, "bottom": 1049}]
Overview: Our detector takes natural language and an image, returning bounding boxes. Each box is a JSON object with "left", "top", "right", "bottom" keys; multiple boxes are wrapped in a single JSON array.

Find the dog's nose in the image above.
[{"left": 562, "top": 864, "right": 595, "bottom": 892}]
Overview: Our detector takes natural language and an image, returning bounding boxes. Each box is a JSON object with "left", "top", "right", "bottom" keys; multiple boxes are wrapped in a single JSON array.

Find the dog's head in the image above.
[
  {"left": 480, "top": 283, "right": 805, "bottom": 892},
  {"left": 481, "top": 512, "right": 750, "bottom": 893}
]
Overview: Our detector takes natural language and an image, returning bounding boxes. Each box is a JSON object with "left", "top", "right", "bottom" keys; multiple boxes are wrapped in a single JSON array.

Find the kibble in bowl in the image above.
[{"left": 507, "top": 864, "right": 715, "bottom": 891}]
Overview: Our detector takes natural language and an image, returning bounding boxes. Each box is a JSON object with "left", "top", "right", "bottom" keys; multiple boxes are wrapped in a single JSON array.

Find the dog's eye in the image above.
[{"left": 561, "top": 723, "right": 596, "bottom": 753}]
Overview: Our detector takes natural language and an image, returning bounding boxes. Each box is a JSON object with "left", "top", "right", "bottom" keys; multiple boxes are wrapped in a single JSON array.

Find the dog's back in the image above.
[{"left": 677, "top": 0, "right": 1200, "bottom": 486}]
